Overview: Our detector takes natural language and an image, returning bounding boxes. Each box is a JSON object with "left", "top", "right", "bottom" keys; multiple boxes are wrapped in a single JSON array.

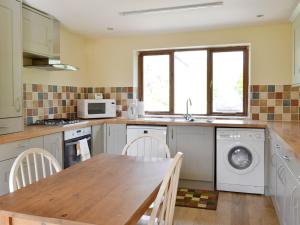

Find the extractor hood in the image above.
[
  {"left": 24, "top": 58, "right": 78, "bottom": 71},
  {"left": 23, "top": 4, "right": 79, "bottom": 72}
]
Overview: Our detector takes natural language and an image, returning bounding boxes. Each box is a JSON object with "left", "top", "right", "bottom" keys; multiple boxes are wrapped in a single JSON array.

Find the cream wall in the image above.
[
  {"left": 23, "top": 23, "right": 293, "bottom": 87},
  {"left": 22, "top": 26, "right": 90, "bottom": 87},
  {"left": 87, "top": 23, "right": 292, "bottom": 87}
]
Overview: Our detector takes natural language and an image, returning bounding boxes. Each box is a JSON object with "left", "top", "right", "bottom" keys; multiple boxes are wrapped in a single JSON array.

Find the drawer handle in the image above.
[
  {"left": 144, "top": 130, "right": 148, "bottom": 134},
  {"left": 282, "top": 156, "right": 290, "bottom": 161},
  {"left": 0, "top": 126, "right": 8, "bottom": 129}
]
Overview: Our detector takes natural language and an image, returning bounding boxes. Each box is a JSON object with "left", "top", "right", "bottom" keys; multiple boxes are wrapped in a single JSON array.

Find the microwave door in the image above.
[{"left": 88, "top": 103, "right": 106, "bottom": 114}]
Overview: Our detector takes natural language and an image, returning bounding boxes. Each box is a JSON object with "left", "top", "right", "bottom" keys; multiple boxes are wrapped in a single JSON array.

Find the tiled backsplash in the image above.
[
  {"left": 250, "top": 85, "right": 300, "bottom": 121},
  {"left": 24, "top": 83, "right": 300, "bottom": 124},
  {"left": 23, "top": 84, "right": 137, "bottom": 124}
]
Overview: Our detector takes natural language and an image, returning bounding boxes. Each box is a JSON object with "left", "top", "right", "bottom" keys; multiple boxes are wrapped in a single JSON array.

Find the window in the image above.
[{"left": 138, "top": 46, "right": 249, "bottom": 116}]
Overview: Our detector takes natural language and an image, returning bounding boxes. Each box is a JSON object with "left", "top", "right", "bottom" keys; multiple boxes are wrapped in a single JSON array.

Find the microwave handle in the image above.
[{"left": 65, "top": 137, "right": 91, "bottom": 146}]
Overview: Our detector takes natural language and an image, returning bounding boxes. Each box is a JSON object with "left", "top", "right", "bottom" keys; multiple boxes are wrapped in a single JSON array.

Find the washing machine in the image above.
[{"left": 216, "top": 128, "right": 265, "bottom": 194}]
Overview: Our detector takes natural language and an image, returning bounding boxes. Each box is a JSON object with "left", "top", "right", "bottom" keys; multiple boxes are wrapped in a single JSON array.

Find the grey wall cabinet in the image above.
[
  {"left": 92, "top": 125, "right": 105, "bottom": 156},
  {"left": 105, "top": 124, "right": 127, "bottom": 155},
  {"left": 43, "top": 133, "right": 63, "bottom": 167},
  {"left": 292, "top": 12, "right": 300, "bottom": 85},
  {"left": 23, "top": 5, "right": 55, "bottom": 57},
  {"left": 0, "top": 0, "right": 23, "bottom": 134},
  {"left": 168, "top": 126, "right": 214, "bottom": 182}
]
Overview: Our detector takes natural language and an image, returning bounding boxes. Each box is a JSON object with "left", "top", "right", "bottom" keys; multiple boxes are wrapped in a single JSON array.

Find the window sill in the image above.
[{"left": 144, "top": 114, "right": 250, "bottom": 120}]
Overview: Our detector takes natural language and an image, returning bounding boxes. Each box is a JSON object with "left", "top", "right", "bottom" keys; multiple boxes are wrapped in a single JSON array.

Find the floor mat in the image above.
[{"left": 176, "top": 188, "right": 219, "bottom": 210}]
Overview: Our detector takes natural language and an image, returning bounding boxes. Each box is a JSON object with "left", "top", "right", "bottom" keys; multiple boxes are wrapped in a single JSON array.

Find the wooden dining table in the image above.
[{"left": 0, "top": 154, "right": 172, "bottom": 225}]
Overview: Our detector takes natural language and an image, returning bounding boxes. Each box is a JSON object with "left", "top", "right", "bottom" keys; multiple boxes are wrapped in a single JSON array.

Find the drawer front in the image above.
[{"left": 0, "top": 137, "right": 43, "bottom": 161}]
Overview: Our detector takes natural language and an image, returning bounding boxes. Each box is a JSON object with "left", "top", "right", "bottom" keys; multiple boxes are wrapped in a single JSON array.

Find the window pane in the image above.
[
  {"left": 212, "top": 51, "right": 244, "bottom": 113},
  {"left": 174, "top": 51, "right": 207, "bottom": 114},
  {"left": 143, "top": 55, "right": 170, "bottom": 112}
]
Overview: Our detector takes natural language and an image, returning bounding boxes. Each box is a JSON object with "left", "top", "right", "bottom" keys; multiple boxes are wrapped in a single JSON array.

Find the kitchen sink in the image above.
[
  {"left": 142, "top": 117, "right": 214, "bottom": 123},
  {"left": 173, "top": 118, "right": 214, "bottom": 123}
]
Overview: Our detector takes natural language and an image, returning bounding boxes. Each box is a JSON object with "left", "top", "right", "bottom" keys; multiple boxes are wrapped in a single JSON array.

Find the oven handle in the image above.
[{"left": 65, "top": 137, "right": 91, "bottom": 146}]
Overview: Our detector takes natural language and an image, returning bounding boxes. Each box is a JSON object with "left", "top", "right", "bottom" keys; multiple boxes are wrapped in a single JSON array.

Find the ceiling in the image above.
[{"left": 24, "top": 0, "right": 298, "bottom": 37}]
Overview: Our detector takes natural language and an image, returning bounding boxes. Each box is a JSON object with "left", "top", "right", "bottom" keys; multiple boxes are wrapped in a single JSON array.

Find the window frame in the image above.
[{"left": 138, "top": 46, "right": 249, "bottom": 116}]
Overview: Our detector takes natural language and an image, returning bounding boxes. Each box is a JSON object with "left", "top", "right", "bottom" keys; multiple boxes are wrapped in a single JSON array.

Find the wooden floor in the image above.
[{"left": 173, "top": 192, "right": 279, "bottom": 225}]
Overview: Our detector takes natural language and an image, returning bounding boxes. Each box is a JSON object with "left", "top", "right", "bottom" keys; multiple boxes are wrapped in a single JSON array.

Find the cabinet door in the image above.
[
  {"left": 23, "top": 6, "right": 53, "bottom": 57},
  {"left": 92, "top": 125, "right": 105, "bottom": 156},
  {"left": 276, "top": 155, "right": 289, "bottom": 225},
  {"left": 268, "top": 134, "right": 277, "bottom": 201},
  {"left": 169, "top": 126, "right": 214, "bottom": 182},
  {"left": 292, "top": 185, "right": 300, "bottom": 225},
  {"left": 293, "top": 16, "right": 300, "bottom": 85},
  {"left": 285, "top": 173, "right": 299, "bottom": 225},
  {"left": 167, "top": 126, "right": 177, "bottom": 157},
  {"left": 43, "top": 133, "right": 63, "bottom": 167},
  {"left": 0, "top": 0, "right": 22, "bottom": 118},
  {"left": 0, "top": 158, "right": 15, "bottom": 196},
  {"left": 106, "top": 124, "right": 126, "bottom": 155}
]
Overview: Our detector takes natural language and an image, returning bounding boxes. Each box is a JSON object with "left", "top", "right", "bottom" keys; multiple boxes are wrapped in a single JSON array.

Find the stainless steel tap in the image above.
[{"left": 184, "top": 98, "right": 193, "bottom": 121}]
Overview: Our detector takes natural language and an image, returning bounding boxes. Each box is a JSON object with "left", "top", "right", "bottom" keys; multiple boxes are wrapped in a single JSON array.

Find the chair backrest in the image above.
[
  {"left": 122, "top": 135, "right": 171, "bottom": 159},
  {"left": 9, "top": 148, "right": 62, "bottom": 192},
  {"left": 149, "top": 152, "right": 183, "bottom": 225}
]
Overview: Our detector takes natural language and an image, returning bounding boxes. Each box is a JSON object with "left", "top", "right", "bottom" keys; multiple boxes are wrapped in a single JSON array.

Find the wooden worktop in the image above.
[
  {"left": 268, "top": 121, "right": 300, "bottom": 159},
  {"left": 0, "top": 154, "right": 172, "bottom": 225},
  {"left": 0, "top": 117, "right": 267, "bottom": 145},
  {"left": 2, "top": 117, "right": 300, "bottom": 159}
]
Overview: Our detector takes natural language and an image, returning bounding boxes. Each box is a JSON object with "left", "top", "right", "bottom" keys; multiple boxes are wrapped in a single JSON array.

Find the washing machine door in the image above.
[{"left": 225, "top": 145, "right": 258, "bottom": 174}]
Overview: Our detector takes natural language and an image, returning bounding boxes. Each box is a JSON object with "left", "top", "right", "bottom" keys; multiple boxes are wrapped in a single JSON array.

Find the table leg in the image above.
[{"left": 0, "top": 216, "right": 12, "bottom": 225}]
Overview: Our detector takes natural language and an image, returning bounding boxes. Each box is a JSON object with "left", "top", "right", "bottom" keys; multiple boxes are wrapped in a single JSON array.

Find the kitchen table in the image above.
[{"left": 0, "top": 154, "right": 172, "bottom": 225}]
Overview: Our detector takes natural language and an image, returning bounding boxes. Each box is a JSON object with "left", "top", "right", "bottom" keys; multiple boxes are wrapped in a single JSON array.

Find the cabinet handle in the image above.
[
  {"left": 15, "top": 97, "right": 21, "bottom": 112},
  {"left": 291, "top": 186, "right": 298, "bottom": 208},
  {"left": 4, "top": 172, "right": 8, "bottom": 183},
  {"left": 171, "top": 128, "right": 174, "bottom": 139},
  {"left": 0, "top": 126, "right": 8, "bottom": 129},
  {"left": 271, "top": 154, "right": 276, "bottom": 166},
  {"left": 279, "top": 167, "right": 286, "bottom": 184},
  {"left": 108, "top": 126, "right": 110, "bottom": 136},
  {"left": 277, "top": 166, "right": 285, "bottom": 184}
]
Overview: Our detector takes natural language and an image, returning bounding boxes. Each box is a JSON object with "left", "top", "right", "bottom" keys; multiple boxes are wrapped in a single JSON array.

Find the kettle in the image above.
[{"left": 127, "top": 101, "right": 138, "bottom": 119}]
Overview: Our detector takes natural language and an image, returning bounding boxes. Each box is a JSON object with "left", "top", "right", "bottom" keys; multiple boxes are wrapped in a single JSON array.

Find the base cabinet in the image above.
[
  {"left": 0, "top": 137, "right": 43, "bottom": 196},
  {"left": 105, "top": 124, "right": 126, "bottom": 155},
  {"left": 0, "top": 158, "right": 15, "bottom": 195},
  {"left": 92, "top": 125, "right": 105, "bottom": 156},
  {"left": 43, "top": 133, "right": 63, "bottom": 167},
  {"left": 168, "top": 126, "right": 214, "bottom": 182},
  {"left": 268, "top": 130, "right": 300, "bottom": 225}
]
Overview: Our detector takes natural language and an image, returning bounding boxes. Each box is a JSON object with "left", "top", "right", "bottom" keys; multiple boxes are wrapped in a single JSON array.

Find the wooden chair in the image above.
[
  {"left": 122, "top": 135, "right": 171, "bottom": 159},
  {"left": 9, "top": 148, "right": 62, "bottom": 192},
  {"left": 138, "top": 152, "right": 183, "bottom": 225}
]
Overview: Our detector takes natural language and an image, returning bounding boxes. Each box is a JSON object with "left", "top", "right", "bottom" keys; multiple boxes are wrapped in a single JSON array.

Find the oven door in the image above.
[{"left": 64, "top": 135, "right": 92, "bottom": 169}]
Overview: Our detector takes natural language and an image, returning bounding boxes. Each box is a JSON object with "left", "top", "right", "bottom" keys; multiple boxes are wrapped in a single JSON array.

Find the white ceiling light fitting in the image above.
[{"left": 119, "top": 1, "right": 224, "bottom": 16}]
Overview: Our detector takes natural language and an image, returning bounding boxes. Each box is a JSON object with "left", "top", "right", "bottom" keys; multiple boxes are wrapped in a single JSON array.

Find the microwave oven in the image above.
[{"left": 77, "top": 99, "right": 116, "bottom": 119}]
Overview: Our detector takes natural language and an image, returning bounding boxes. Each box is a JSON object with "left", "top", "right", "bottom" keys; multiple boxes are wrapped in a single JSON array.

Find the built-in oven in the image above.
[{"left": 63, "top": 127, "right": 92, "bottom": 169}]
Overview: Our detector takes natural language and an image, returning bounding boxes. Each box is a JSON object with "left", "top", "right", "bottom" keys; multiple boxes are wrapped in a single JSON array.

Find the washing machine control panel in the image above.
[{"left": 217, "top": 129, "right": 265, "bottom": 141}]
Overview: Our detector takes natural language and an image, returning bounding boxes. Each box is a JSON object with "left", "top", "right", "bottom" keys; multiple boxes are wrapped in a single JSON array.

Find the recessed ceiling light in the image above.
[
  {"left": 256, "top": 14, "right": 264, "bottom": 18},
  {"left": 119, "top": 1, "right": 223, "bottom": 16},
  {"left": 107, "top": 27, "right": 114, "bottom": 31}
]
